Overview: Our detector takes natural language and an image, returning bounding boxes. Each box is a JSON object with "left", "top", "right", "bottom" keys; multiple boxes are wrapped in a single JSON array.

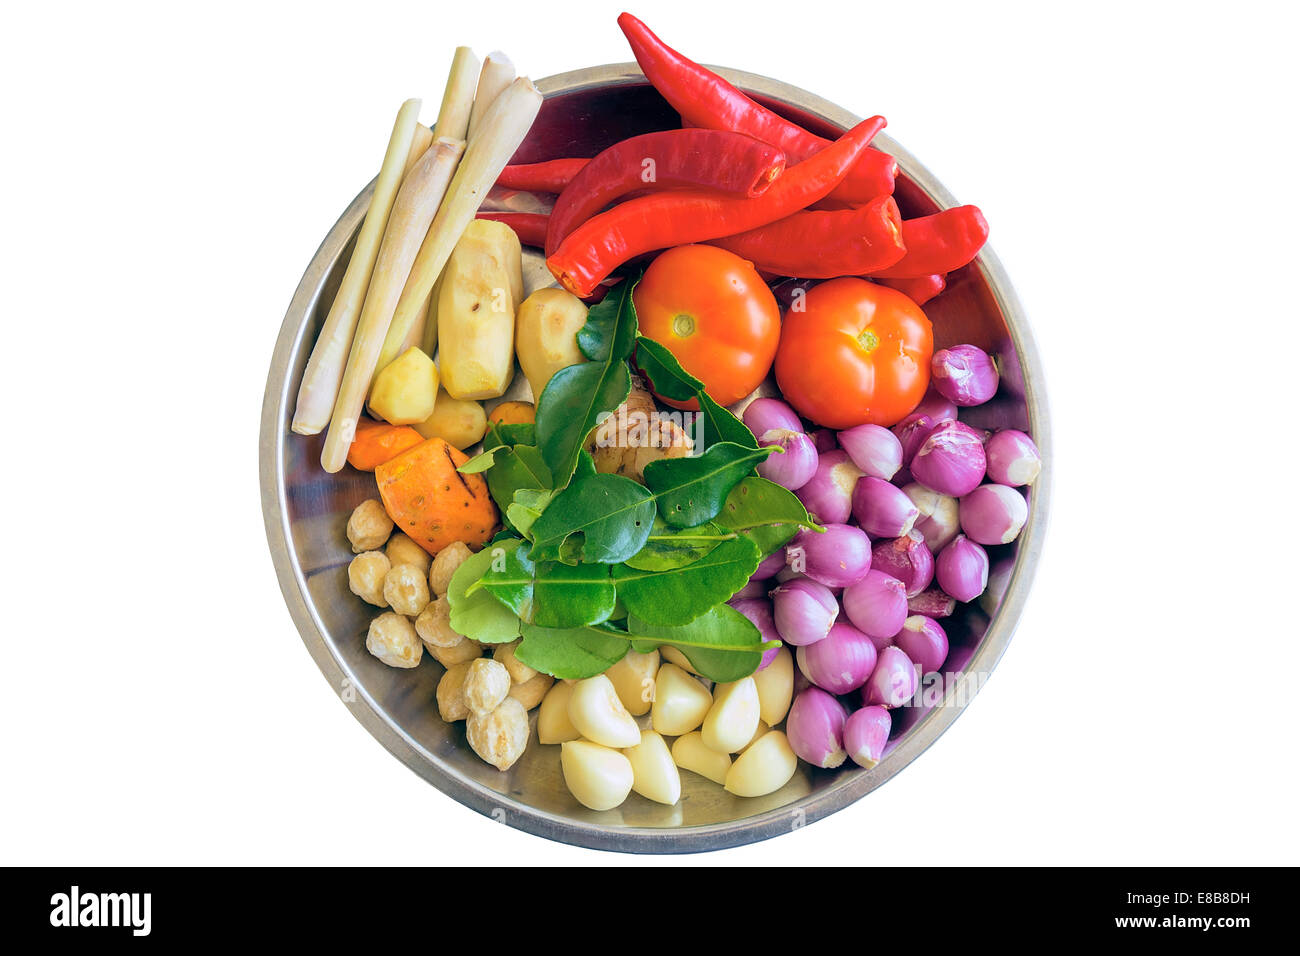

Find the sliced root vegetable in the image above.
[
  {"left": 432, "top": 46, "right": 480, "bottom": 142},
  {"left": 467, "top": 51, "right": 516, "bottom": 140},
  {"left": 346, "top": 419, "right": 426, "bottom": 472},
  {"left": 436, "top": 219, "right": 522, "bottom": 400},
  {"left": 374, "top": 437, "right": 497, "bottom": 555},
  {"left": 382, "top": 78, "right": 544, "bottom": 381},
  {"left": 320, "top": 137, "right": 467, "bottom": 473},
  {"left": 412, "top": 387, "right": 487, "bottom": 449},
  {"left": 368, "top": 346, "right": 439, "bottom": 424},
  {"left": 291, "top": 98, "right": 421, "bottom": 435}
]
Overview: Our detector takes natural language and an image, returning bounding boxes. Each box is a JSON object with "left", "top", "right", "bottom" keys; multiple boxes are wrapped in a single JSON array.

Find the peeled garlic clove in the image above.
[
  {"left": 702, "top": 677, "right": 761, "bottom": 754},
  {"left": 561, "top": 740, "right": 634, "bottom": 811},
  {"left": 659, "top": 645, "right": 699, "bottom": 675},
  {"left": 623, "top": 730, "right": 681, "bottom": 806},
  {"left": 650, "top": 663, "right": 714, "bottom": 737},
  {"left": 671, "top": 731, "right": 732, "bottom": 786},
  {"left": 537, "top": 681, "right": 581, "bottom": 744},
  {"left": 567, "top": 675, "right": 641, "bottom": 749},
  {"left": 604, "top": 649, "right": 660, "bottom": 716},
  {"left": 742, "top": 719, "right": 771, "bottom": 752},
  {"left": 753, "top": 646, "right": 794, "bottom": 726},
  {"left": 725, "top": 730, "right": 798, "bottom": 798}
]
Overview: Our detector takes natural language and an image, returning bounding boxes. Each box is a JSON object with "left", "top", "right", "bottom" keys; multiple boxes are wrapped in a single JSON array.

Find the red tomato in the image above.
[
  {"left": 633, "top": 245, "right": 780, "bottom": 409},
  {"left": 774, "top": 278, "right": 933, "bottom": 429}
]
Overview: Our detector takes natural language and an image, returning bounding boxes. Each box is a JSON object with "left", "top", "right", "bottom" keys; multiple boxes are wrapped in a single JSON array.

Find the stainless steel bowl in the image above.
[{"left": 260, "top": 63, "right": 1050, "bottom": 853}]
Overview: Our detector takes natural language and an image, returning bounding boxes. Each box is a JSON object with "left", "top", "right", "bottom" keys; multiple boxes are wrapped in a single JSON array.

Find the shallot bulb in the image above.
[
  {"left": 837, "top": 424, "right": 904, "bottom": 480},
  {"left": 959, "top": 484, "right": 1029, "bottom": 545},
  {"left": 844, "top": 705, "right": 892, "bottom": 769},
  {"left": 796, "top": 450, "right": 862, "bottom": 524},
  {"left": 788, "top": 524, "right": 872, "bottom": 588},
  {"left": 984, "top": 429, "right": 1041, "bottom": 487},
  {"left": 870, "top": 531, "right": 934, "bottom": 597},
  {"left": 795, "top": 622, "right": 878, "bottom": 694},
  {"left": 841, "top": 570, "right": 909, "bottom": 644},
  {"left": 892, "top": 615, "right": 949, "bottom": 675},
  {"left": 902, "top": 482, "right": 961, "bottom": 553},
  {"left": 863, "top": 645, "right": 918, "bottom": 709},
  {"left": 935, "top": 534, "right": 989, "bottom": 603},
  {"left": 910, "top": 420, "right": 987, "bottom": 496},
  {"left": 786, "top": 687, "right": 848, "bottom": 768},
  {"left": 931, "top": 344, "right": 999, "bottom": 406},
  {"left": 771, "top": 578, "right": 839, "bottom": 646},
  {"left": 852, "top": 477, "right": 920, "bottom": 538}
]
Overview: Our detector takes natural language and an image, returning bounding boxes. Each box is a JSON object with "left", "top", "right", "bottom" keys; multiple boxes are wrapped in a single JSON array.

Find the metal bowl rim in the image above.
[{"left": 259, "top": 62, "right": 1052, "bottom": 854}]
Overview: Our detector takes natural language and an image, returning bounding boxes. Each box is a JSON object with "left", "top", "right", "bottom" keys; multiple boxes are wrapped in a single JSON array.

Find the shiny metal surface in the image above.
[{"left": 260, "top": 63, "right": 1050, "bottom": 853}]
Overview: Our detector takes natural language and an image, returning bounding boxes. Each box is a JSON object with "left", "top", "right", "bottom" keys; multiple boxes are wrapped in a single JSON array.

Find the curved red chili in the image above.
[
  {"left": 496, "top": 158, "right": 589, "bottom": 193},
  {"left": 876, "top": 273, "right": 946, "bottom": 306},
  {"left": 545, "top": 129, "right": 786, "bottom": 257},
  {"left": 546, "top": 116, "right": 886, "bottom": 298},
  {"left": 619, "top": 13, "right": 896, "bottom": 203},
  {"left": 707, "top": 196, "right": 905, "bottom": 279},
  {"left": 475, "top": 211, "right": 549, "bottom": 247},
  {"left": 870, "top": 206, "right": 989, "bottom": 278}
]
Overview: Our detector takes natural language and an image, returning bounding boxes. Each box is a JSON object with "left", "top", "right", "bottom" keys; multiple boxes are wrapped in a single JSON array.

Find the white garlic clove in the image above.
[
  {"left": 623, "top": 730, "right": 681, "bottom": 806},
  {"left": 561, "top": 740, "right": 634, "bottom": 811},
  {"left": 671, "top": 731, "right": 733, "bottom": 786},
  {"left": 538, "top": 681, "right": 581, "bottom": 744},
  {"left": 567, "top": 675, "right": 641, "bottom": 748},
  {"left": 650, "top": 663, "right": 714, "bottom": 737},
  {"left": 702, "top": 677, "right": 761, "bottom": 754},
  {"left": 753, "top": 645, "right": 794, "bottom": 726},
  {"left": 604, "top": 649, "right": 660, "bottom": 716},
  {"left": 725, "top": 730, "right": 798, "bottom": 798}
]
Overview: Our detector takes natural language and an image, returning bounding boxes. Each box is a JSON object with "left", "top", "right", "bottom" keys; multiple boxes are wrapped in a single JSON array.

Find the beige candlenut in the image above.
[
  {"left": 427, "top": 638, "right": 481, "bottom": 668},
  {"left": 467, "top": 697, "right": 529, "bottom": 771},
  {"left": 508, "top": 672, "right": 553, "bottom": 711},
  {"left": 413, "top": 595, "right": 461, "bottom": 649},
  {"left": 366, "top": 612, "right": 423, "bottom": 669},
  {"left": 429, "top": 541, "right": 473, "bottom": 596},
  {"left": 347, "top": 499, "right": 393, "bottom": 552},
  {"left": 386, "top": 532, "right": 431, "bottom": 575},
  {"left": 348, "top": 551, "right": 391, "bottom": 607},
  {"left": 492, "top": 640, "right": 537, "bottom": 684},
  {"left": 436, "top": 660, "right": 475, "bottom": 722},
  {"left": 383, "top": 563, "right": 430, "bottom": 616},
  {"left": 464, "top": 658, "right": 511, "bottom": 716}
]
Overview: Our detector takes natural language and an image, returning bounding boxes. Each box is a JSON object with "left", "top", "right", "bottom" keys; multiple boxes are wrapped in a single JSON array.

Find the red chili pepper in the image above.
[
  {"left": 546, "top": 116, "right": 886, "bottom": 298},
  {"left": 619, "top": 13, "right": 896, "bottom": 203},
  {"left": 707, "top": 196, "right": 905, "bottom": 279},
  {"left": 496, "top": 158, "right": 590, "bottom": 193},
  {"left": 545, "top": 129, "right": 785, "bottom": 258},
  {"left": 876, "top": 273, "right": 946, "bottom": 306},
  {"left": 476, "top": 211, "right": 550, "bottom": 247},
  {"left": 870, "top": 206, "right": 989, "bottom": 279}
]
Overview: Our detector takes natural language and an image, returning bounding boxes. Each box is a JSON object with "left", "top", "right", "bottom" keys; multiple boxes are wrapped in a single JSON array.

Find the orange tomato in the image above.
[
  {"left": 633, "top": 245, "right": 780, "bottom": 409},
  {"left": 774, "top": 278, "right": 933, "bottom": 429}
]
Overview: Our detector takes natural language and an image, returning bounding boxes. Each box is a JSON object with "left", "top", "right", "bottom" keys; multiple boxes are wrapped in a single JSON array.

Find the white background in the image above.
[{"left": 2, "top": 0, "right": 1295, "bottom": 866}]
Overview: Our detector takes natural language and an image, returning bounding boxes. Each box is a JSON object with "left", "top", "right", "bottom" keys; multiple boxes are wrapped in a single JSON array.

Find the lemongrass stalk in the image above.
[
  {"left": 291, "top": 99, "right": 421, "bottom": 435},
  {"left": 400, "top": 290, "right": 432, "bottom": 353},
  {"left": 320, "top": 138, "right": 466, "bottom": 473},
  {"left": 466, "top": 52, "right": 516, "bottom": 140},
  {"left": 378, "top": 78, "right": 542, "bottom": 378},
  {"left": 403, "top": 124, "right": 434, "bottom": 175},
  {"left": 433, "top": 47, "right": 480, "bottom": 142},
  {"left": 420, "top": 272, "right": 445, "bottom": 356}
]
